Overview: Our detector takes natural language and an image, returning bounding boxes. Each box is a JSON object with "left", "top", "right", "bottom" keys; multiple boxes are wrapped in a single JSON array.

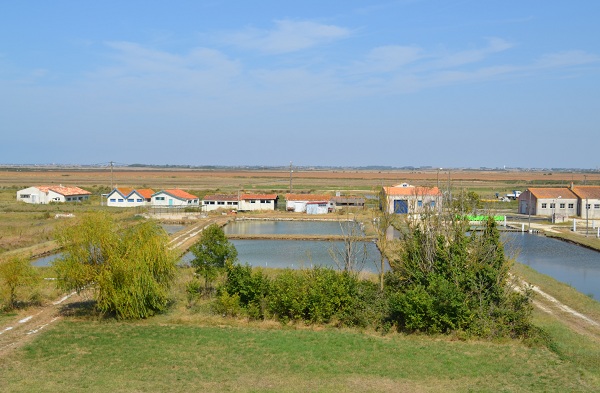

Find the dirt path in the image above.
[
  {"left": 513, "top": 275, "right": 600, "bottom": 342},
  {"left": 0, "top": 291, "right": 85, "bottom": 355},
  {"left": 0, "top": 218, "right": 229, "bottom": 355}
]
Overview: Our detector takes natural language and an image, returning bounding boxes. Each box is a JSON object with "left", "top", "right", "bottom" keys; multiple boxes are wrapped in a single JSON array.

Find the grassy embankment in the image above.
[{"left": 0, "top": 261, "right": 599, "bottom": 392}]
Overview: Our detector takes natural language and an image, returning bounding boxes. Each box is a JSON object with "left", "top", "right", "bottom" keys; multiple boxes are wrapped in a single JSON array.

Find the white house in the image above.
[
  {"left": 238, "top": 193, "right": 278, "bottom": 211},
  {"left": 202, "top": 194, "right": 239, "bottom": 211},
  {"left": 383, "top": 183, "right": 442, "bottom": 214},
  {"left": 151, "top": 189, "right": 199, "bottom": 207},
  {"left": 106, "top": 188, "right": 154, "bottom": 207},
  {"left": 285, "top": 193, "right": 331, "bottom": 212},
  {"left": 16, "top": 185, "right": 91, "bottom": 204}
]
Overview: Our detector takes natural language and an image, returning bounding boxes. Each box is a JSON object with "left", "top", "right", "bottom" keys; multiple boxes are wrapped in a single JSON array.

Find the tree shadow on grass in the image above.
[{"left": 59, "top": 300, "right": 103, "bottom": 319}]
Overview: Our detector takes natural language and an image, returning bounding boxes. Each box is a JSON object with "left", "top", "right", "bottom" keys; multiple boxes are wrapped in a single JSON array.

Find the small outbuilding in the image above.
[
  {"left": 331, "top": 196, "right": 365, "bottom": 210},
  {"left": 285, "top": 193, "right": 331, "bottom": 212},
  {"left": 306, "top": 201, "right": 330, "bottom": 215}
]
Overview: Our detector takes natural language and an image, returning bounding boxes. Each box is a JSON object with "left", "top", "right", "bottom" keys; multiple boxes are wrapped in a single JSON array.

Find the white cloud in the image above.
[
  {"left": 353, "top": 45, "right": 423, "bottom": 73},
  {"left": 432, "top": 37, "right": 513, "bottom": 68},
  {"left": 220, "top": 19, "right": 352, "bottom": 54},
  {"left": 534, "top": 50, "right": 599, "bottom": 68}
]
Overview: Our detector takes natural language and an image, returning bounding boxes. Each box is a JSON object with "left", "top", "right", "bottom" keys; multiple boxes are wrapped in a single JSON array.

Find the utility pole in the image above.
[
  {"left": 110, "top": 161, "right": 114, "bottom": 189},
  {"left": 289, "top": 161, "right": 293, "bottom": 193},
  {"left": 528, "top": 190, "right": 531, "bottom": 232},
  {"left": 586, "top": 197, "right": 589, "bottom": 236}
]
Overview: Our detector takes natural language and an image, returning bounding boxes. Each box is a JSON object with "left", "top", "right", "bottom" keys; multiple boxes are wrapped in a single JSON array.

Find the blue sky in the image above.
[{"left": 1, "top": 1, "right": 599, "bottom": 168}]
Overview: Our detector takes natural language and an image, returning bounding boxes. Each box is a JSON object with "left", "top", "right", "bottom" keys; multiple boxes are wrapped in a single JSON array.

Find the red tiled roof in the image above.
[
  {"left": 384, "top": 185, "right": 441, "bottom": 196},
  {"left": 571, "top": 186, "right": 600, "bottom": 200},
  {"left": 526, "top": 188, "right": 577, "bottom": 200},
  {"left": 241, "top": 193, "right": 278, "bottom": 200},
  {"left": 203, "top": 194, "right": 238, "bottom": 202},
  {"left": 38, "top": 186, "right": 91, "bottom": 196},
  {"left": 159, "top": 189, "right": 198, "bottom": 200},
  {"left": 285, "top": 193, "right": 331, "bottom": 201},
  {"left": 135, "top": 189, "right": 155, "bottom": 199},
  {"left": 115, "top": 187, "right": 134, "bottom": 197}
]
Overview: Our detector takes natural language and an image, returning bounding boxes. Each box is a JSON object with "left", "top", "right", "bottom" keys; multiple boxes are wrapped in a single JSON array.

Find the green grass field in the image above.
[{"left": 1, "top": 318, "right": 597, "bottom": 393}]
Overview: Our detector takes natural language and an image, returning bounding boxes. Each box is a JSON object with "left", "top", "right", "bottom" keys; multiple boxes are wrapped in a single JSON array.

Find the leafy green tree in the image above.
[
  {"left": 190, "top": 224, "right": 237, "bottom": 293},
  {"left": 54, "top": 213, "right": 177, "bottom": 319},
  {"left": 0, "top": 255, "right": 40, "bottom": 310},
  {"left": 388, "top": 208, "right": 533, "bottom": 337}
]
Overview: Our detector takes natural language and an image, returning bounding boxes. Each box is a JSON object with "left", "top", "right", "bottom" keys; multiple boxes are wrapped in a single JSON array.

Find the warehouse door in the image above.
[{"left": 394, "top": 200, "right": 408, "bottom": 214}]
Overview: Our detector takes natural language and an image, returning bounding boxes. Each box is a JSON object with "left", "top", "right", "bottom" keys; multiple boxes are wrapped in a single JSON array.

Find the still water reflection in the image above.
[
  {"left": 503, "top": 233, "right": 600, "bottom": 299},
  {"left": 181, "top": 240, "right": 383, "bottom": 273}
]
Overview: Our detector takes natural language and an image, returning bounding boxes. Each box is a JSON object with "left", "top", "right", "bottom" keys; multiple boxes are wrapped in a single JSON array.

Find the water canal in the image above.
[{"left": 31, "top": 220, "right": 600, "bottom": 299}]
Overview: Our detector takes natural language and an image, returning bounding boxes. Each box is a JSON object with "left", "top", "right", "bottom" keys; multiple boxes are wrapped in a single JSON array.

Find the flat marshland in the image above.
[{"left": 1, "top": 167, "right": 600, "bottom": 392}]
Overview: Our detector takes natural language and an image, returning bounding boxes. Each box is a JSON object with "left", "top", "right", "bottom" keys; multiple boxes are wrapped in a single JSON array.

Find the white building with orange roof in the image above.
[
  {"left": 285, "top": 193, "right": 332, "bottom": 212},
  {"left": 519, "top": 186, "right": 600, "bottom": 221},
  {"left": 383, "top": 183, "right": 442, "bottom": 214},
  {"left": 151, "top": 189, "right": 199, "bottom": 207},
  {"left": 106, "top": 188, "right": 155, "bottom": 207},
  {"left": 239, "top": 193, "right": 278, "bottom": 211},
  {"left": 16, "top": 185, "right": 91, "bottom": 204}
]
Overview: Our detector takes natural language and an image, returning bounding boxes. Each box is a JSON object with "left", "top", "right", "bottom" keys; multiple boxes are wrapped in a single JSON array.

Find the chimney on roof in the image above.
[{"left": 570, "top": 182, "right": 574, "bottom": 189}]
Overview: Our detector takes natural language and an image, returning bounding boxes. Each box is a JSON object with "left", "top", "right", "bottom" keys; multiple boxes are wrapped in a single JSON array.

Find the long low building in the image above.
[
  {"left": 519, "top": 185, "right": 600, "bottom": 220},
  {"left": 238, "top": 193, "right": 278, "bottom": 211},
  {"left": 17, "top": 185, "right": 91, "bottom": 204},
  {"left": 202, "top": 194, "right": 239, "bottom": 211}
]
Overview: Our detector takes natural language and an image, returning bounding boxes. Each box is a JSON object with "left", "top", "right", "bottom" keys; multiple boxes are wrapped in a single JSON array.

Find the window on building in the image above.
[
  {"left": 137, "top": 199, "right": 143, "bottom": 202},
  {"left": 155, "top": 196, "right": 165, "bottom": 201},
  {"left": 127, "top": 199, "right": 134, "bottom": 202},
  {"left": 430, "top": 201, "right": 436, "bottom": 208},
  {"left": 20, "top": 194, "right": 30, "bottom": 199},
  {"left": 560, "top": 203, "right": 565, "bottom": 208},
  {"left": 417, "top": 200, "right": 423, "bottom": 207},
  {"left": 595, "top": 204, "right": 600, "bottom": 209},
  {"left": 250, "top": 200, "right": 256, "bottom": 203},
  {"left": 568, "top": 203, "right": 574, "bottom": 208},
  {"left": 261, "top": 200, "right": 268, "bottom": 203},
  {"left": 549, "top": 203, "right": 555, "bottom": 209},
  {"left": 218, "top": 201, "right": 225, "bottom": 205},
  {"left": 586, "top": 204, "right": 591, "bottom": 209},
  {"left": 110, "top": 199, "right": 116, "bottom": 202},
  {"left": 541, "top": 203, "right": 547, "bottom": 208}
]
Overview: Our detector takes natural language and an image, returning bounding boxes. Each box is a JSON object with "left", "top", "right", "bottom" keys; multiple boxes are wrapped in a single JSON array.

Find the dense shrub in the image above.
[
  {"left": 388, "top": 215, "right": 534, "bottom": 338},
  {"left": 219, "top": 264, "right": 384, "bottom": 327}
]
